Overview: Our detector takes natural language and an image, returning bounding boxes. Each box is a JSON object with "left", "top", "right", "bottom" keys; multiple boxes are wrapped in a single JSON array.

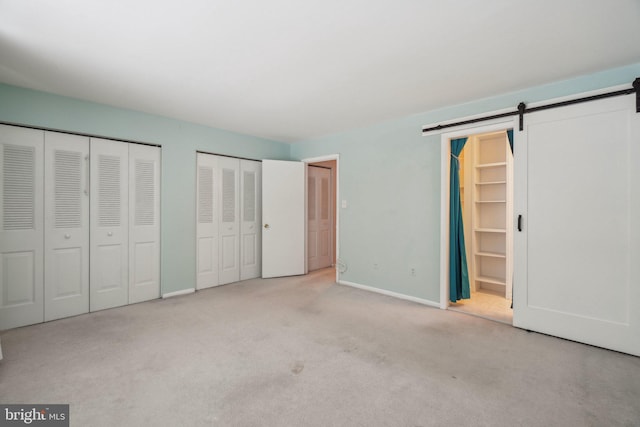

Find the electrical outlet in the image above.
[
  {"left": 410, "top": 267, "right": 416, "bottom": 277},
  {"left": 373, "top": 263, "right": 378, "bottom": 270}
]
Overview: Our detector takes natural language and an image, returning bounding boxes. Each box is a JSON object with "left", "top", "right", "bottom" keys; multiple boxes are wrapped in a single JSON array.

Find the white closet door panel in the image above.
[
  {"left": 240, "top": 160, "right": 261, "bottom": 280},
  {"left": 196, "top": 153, "right": 219, "bottom": 289},
  {"left": 262, "top": 160, "right": 305, "bottom": 278},
  {"left": 129, "top": 144, "right": 161, "bottom": 304},
  {"left": 513, "top": 95, "right": 640, "bottom": 356},
  {"left": 0, "top": 125, "right": 44, "bottom": 329},
  {"left": 44, "top": 132, "right": 89, "bottom": 321},
  {"left": 90, "top": 138, "right": 128, "bottom": 311},
  {"left": 219, "top": 157, "right": 240, "bottom": 285}
]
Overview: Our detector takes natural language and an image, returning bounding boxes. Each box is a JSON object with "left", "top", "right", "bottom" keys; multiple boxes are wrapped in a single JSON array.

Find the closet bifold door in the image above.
[
  {"left": 219, "top": 157, "right": 240, "bottom": 285},
  {"left": 90, "top": 138, "right": 129, "bottom": 311},
  {"left": 128, "top": 144, "right": 161, "bottom": 304},
  {"left": 196, "top": 153, "right": 219, "bottom": 289},
  {"left": 240, "top": 160, "right": 261, "bottom": 280},
  {"left": 0, "top": 125, "right": 44, "bottom": 329},
  {"left": 44, "top": 132, "right": 90, "bottom": 321}
]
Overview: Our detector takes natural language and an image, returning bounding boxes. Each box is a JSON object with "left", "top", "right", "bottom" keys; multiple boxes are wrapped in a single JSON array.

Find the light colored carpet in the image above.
[{"left": 1, "top": 268, "right": 639, "bottom": 427}]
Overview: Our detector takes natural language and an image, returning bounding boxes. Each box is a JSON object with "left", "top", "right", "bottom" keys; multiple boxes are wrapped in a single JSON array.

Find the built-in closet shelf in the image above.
[
  {"left": 474, "top": 228, "right": 506, "bottom": 233},
  {"left": 476, "top": 275, "right": 506, "bottom": 286},
  {"left": 476, "top": 181, "right": 506, "bottom": 186},
  {"left": 475, "top": 200, "right": 506, "bottom": 203},
  {"left": 476, "top": 162, "right": 507, "bottom": 169},
  {"left": 476, "top": 251, "right": 506, "bottom": 259}
]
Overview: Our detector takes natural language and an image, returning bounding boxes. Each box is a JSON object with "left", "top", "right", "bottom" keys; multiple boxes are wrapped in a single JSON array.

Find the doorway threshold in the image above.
[{"left": 448, "top": 290, "right": 513, "bottom": 325}]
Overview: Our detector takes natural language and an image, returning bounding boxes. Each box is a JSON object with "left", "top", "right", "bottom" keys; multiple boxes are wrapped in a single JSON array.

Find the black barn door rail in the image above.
[{"left": 422, "top": 77, "right": 640, "bottom": 134}]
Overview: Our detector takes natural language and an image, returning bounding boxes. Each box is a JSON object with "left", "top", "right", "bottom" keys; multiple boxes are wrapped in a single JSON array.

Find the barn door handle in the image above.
[{"left": 517, "top": 215, "right": 522, "bottom": 232}]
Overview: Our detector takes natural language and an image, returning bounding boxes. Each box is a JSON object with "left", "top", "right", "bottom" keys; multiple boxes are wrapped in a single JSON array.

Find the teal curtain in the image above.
[
  {"left": 506, "top": 129, "right": 514, "bottom": 309},
  {"left": 449, "top": 138, "right": 470, "bottom": 302}
]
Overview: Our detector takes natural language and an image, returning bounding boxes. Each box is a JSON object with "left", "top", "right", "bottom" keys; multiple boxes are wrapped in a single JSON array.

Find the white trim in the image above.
[
  {"left": 162, "top": 288, "right": 195, "bottom": 299},
  {"left": 440, "top": 119, "right": 517, "bottom": 310},
  {"left": 339, "top": 280, "right": 440, "bottom": 308},
  {"left": 422, "top": 82, "right": 632, "bottom": 136},
  {"left": 302, "top": 154, "right": 340, "bottom": 283}
]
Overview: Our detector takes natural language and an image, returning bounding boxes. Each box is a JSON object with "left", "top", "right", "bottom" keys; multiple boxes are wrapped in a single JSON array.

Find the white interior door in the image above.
[
  {"left": 128, "top": 144, "right": 161, "bottom": 304},
  {"left": 514, "top": 94, "right": 640, "bottom": 356},
  {"left": 308, "top": 166, "right": 332, "bottom": 271},
  {"left": 262, "top": 160, "right": 305, "bottom": 278},
  {"left": 90, "top": 138, "right": 129, "bottom": 311},
  {"left": 196, "top": 153, "right": 219, "bottom": 289},
  {"left": 44, "top": 131, "right": 89, "bottom": 321},
  {"left": 240, "top": 159, "right": 261, "bottom": 280},
  {"left": 0, "top": 125, "right": 44, "bottom": 329},
  {"left": 219, "top": 156, "right": 240, "bottom": 285}
]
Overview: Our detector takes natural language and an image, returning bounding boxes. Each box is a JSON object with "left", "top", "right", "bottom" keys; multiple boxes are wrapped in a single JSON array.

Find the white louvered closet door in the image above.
[
  {"left": 90, "top": 138, "right": 129, "bottom": 311},
  {"left": 129, "top": 144, "right": 161, "bottom": 304},
  {"left": 240, "top": 160, "right": 261, "bottom": 280},
  {"left": 44, "top": 132, "right": 90, "bottom": 321},
  {"left": 0, "top": 125, "right": 44, "bottom": 329},
  {"left": 219, "top": 157, "right": 240, "bottom": 285},
  {"left": 196, "top": 153, "right": 219, "bottom": 289}
]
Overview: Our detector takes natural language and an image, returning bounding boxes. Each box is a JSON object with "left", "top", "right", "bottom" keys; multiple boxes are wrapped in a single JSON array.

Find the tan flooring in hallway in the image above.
[{"left": 449, "top": 289, "right": 513, "bottom": 324}]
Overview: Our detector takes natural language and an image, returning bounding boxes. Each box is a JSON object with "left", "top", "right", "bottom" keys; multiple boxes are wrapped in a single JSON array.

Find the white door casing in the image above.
[
  {"left": 90, "top": 138, "right": 129, "bottom": 311},
  {"left": 240, "top": 159, "right": 261, "bottom": 280},
  {"left": 262, "top": 160, "right": 306, "bottom": 278},
  {"left": 128, "top": 144, "right": 161, "bottom": 304},
  {"left": 196, "top": 153, "right": 219, "bottom": 289},
  {"left": 219, "top": 156, "right": 240, "bottom": 285},
  {"left": 0, "top": 125, "right": 44, "bottom": 329},
  {"left": 513, "top": 94, "right": 640, "bottom": 356},
  {"left": 44, "top": 131, "right": 90, "bottom": 321},
  {"left": 308, "top": 166, "right": 332, "bottom": 271}
]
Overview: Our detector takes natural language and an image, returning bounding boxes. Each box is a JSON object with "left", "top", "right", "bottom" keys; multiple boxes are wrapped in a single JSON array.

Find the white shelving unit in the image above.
[{"left": 463, "top": 132, "right": 513, "bottom": 300}]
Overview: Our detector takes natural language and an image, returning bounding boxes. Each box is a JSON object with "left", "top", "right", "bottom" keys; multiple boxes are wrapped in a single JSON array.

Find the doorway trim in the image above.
[
  {"left": 439, "top": 120, "right": 516, "bottom": 309},
  {"left": 302, "top": 154, "right": 340, "bottom": 283}
]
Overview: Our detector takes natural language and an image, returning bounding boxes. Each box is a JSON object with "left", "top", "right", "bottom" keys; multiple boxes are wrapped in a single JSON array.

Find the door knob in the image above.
[
  {"left": 64, "top": 234, "right": 71, "bottom": 239},
  {"left": 107, "top": 232, "right": 113, "bottom": 237},
  {"left": 264, "top": 224, "right": 270, "bottom": 229}
]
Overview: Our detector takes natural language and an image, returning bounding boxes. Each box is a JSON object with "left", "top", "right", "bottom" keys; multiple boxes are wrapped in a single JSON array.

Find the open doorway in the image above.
[
  {"left": 303, "top": 155, "right": 339, "bottom": 282},
  {"left": 440, "top": 122, "right": 515, "bottom": 324}
]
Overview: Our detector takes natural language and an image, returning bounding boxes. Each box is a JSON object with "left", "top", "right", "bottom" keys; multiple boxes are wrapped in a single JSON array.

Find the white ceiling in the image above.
[{"left": 1, "top": 1, "right": 639, "bottom": 143}]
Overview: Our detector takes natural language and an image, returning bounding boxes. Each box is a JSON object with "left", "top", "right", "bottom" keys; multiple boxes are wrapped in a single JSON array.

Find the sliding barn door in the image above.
[
  {"left": 513, "top": 94, "right": 640, "bottom": 356},
  {"left": 240, "top": 160, "right": 261, "bottom": 280},
  {"left": 128, "top": 144, "right": 161, "bottom": 304},
  {"left": 219, "top": 156, "right": 240, "bottom": 285},
  {"left": 308, "top": 166, "right": 332, "bottom": 271},
  {"left": 196, "top": 153, "right": 219, "bottom": 289},
  {"left": 44, "top": 132, "right": 90, "bottom": 321},
  {"left": 90, "top": 138, "right": 129, "bottom": 311},
  {"left": 0, "top": 125, "right": 44, "bottom": 329},
  {"left": 262, "top": 160, "right": 306, "bottom": 278}
]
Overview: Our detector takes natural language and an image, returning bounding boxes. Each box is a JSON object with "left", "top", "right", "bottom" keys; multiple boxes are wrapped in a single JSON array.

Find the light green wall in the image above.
[
  {"left": 0, "top": 83, "right": 290, "bottom": 293},
  {"left": 290, "top": 62, "right": 640, "bottom": 303},
  {"left": 2, "top": 62, "right": 639, "bottom": 301}
]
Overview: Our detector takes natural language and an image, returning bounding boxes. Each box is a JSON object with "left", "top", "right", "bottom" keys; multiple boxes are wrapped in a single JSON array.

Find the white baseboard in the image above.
[
  {"left": 338, "top": 280, "right": 440, "bottom": 308},
  {"left": 162, "top": 288, "right": 195, "bottom": 299}
]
